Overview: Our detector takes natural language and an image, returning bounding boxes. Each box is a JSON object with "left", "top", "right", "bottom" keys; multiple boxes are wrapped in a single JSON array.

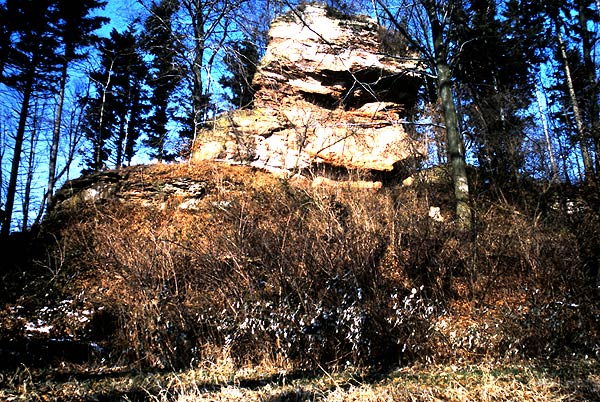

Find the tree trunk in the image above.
[
  {"left": 115, "top": 115, "right": 126, "bottom": 168},
  {"left": 424, "top": 0, "right": 472, "bottom": 230},
  {"left": 1, "top": 64, "right": 35, "bottom": 236},
  {"left": 189, "top": 2, "right": 206, "bottom": 154},
  {"left": 22, "top": 103, "right": 40, "bottom": 232},
  {"left": 577, "top": 0, "right": 600, "bottom": 178},
  {"left": 0, "top": 119, "right": 5, "bottom": 203},
  {"left": 535, "top": 78, "right": 559, "bottom": 181},
  {"left": 556, "top": 23, "right": 595, "bottom": 182},
  {"left": 46, "top": 59, "right": 68, "bottom": 212},
  {"left": 95, "top": 60, "right": 114, "bottom": 171}
]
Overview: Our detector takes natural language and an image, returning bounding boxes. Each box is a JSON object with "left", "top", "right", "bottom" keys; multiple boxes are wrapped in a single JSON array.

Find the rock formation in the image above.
[{"left": 192, "top": 3, "right": 425, "bottom": 176}]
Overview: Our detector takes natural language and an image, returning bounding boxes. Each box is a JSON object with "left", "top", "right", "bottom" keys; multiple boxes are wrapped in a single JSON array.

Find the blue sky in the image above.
[{"left": 94, "top": 0, "right": 145, "bottom": 37}]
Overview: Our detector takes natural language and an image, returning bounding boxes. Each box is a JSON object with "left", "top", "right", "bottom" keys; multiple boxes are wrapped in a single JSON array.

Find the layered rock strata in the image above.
[{"left": 192, "top": 3, "right": 425, "bottom": 175}]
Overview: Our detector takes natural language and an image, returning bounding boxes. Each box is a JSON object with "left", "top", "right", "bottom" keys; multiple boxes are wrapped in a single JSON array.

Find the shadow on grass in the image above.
[
  {"left": 84, "top": 390, "right": 155, "bottom": 402},
  {"left": 2, "top": 357, "right": 599, "bottom": 401},
  {"left": 73, "top": 369, "right": 328, "bottom": 402},
  {"left": 0, "top": 337, "right": 100, "bottom": 370},
  {"left": 262, "top": 389, "right": 318, "bottom": 402}
]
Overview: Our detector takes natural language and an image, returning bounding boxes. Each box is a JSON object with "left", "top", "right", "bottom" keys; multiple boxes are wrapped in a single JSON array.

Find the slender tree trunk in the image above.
[
  {"left": 96, "top": 60, "right": 114, "bottom": 171},
  {"left": 0, "top": 123, "right": 4, "bottom": 206},
  {"left": 156, "top": 105, "right": 167, "bottom": 163},
  {"left": 59, "top": 83, "right": 89, "bottom": 180},
  {"left": 46, "top": 59, "right": 68, "bottom": 212},
  {"left": 35, "top": 84, "right": 89, "bottom": 227},
  {"left": 187, "top": 2, "right": 206, "bottom": 155},
  {"left": 559, "top": 106, "right": 580, "bottom": 183},
  {"left": 578, "top": 0, "right": 600, "bottom": 174},
  {"left": 115, "top": 116, "right": 126, "bottom": 168},
  {"left": 371, "top": 0, "right": 380, "bottom": 24},
  {"left": 556, "top": 24, "right": 595, "bottom": 182},
  {"left": 22, "top": 104, "right": 40, "bottom": 232},
  {"left": 424, "top": 0, "right": 471, "bottom": 230},
  {"left": 1, "top": 64, "right": 35, "bottom": 236},
  {"left": 125, "top": 88, "right": 141, "bottom": 165},
  {"left": 535, "top": 78, "right": 559, "bottom": 181},
  {"left": 556, "top": 130, "right": 571, "bottom": 185}
]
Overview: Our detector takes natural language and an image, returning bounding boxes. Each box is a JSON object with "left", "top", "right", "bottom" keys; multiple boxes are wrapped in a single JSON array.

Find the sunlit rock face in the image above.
[{"left": 192, "top": 3, "right": 425, "bottom": 174}]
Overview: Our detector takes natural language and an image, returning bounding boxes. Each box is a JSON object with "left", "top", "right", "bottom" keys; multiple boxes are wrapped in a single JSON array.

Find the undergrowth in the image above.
[{"left": 34, "top": 163, "right": 600, "bottom": 371}]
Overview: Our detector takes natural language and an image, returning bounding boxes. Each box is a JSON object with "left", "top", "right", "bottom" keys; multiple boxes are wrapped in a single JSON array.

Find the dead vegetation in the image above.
[
  {"left": 1, "top": 161, "right": 599, "bottom": 400},
  {"left": 1, "top": 356, "right": 598, "bottom": 401}
]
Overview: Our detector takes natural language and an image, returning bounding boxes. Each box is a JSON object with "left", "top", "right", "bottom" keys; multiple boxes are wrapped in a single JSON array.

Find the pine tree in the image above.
[
  {"left": 532, "top": 0, "right": 599, "bottom": 184},
  {"left": 573, "top": 0, "right": 599, "bottom": 177},
  {"left": 141, "top": 0, "right": 184, "bottom": 162},
  {"left": 81, "top": 64, "right": 116, "bottom": 173},
  {"left": 1, "top": 0, "right": 61, "bottom": 236},
  {"left": 109, "top": 26, "right": 148, "bottom": 168},
  {"left": 0, "top": 1, "right": 15, "bottom": 77},
  {"left": 45, "top": 0, "right": 108, "bottom": 211},
  {"left": 452, "top": 0, "right": 541, "bottom": 185},
  {"left": 81, "top": 27, "right": 148, "bottom": 173}
]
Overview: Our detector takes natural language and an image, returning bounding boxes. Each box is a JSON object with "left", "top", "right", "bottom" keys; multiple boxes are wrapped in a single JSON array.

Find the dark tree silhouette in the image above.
[{"left": 1, "top": 0, "right": 61, "bottom": 236}]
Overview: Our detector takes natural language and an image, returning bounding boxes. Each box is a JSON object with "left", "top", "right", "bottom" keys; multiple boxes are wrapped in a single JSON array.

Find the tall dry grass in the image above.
[{"left": 40, "top": 164, "right": 599, "bottom": 371}]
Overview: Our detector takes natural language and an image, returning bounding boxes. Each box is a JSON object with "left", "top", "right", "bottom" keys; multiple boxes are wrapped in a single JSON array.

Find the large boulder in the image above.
[{"left": 192, "top": 3, "right": 425, "bottom": 174}]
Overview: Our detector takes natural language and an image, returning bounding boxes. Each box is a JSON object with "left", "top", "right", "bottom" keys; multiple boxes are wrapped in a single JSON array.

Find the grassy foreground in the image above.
[
  {"left": 1, "top": 357, "right": 599, "bottom": 401},
  {"left": 1, "top": 162, "right": 599, "bottom": 400}
]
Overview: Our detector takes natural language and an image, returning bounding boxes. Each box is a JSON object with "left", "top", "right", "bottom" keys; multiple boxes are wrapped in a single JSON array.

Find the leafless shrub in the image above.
[{"left": 42, "top": 166, "right": 599, "bottom": 370}]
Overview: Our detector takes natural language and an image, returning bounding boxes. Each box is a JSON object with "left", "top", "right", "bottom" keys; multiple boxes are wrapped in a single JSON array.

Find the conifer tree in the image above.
[
  {"left": 453, "top": 0, "right": 541, "bottom": 185},
  {"left": 109, "top": 27, "right": 148, "bottom": 168},
  {"left": 573, "top": 0, "right": 599, "bottom": 177},
  {"left": 81, "top": 27, "right": 149, "bottom": 173},
  {"left": 45, "top": 0, "right": 108, "bottom": 211},
  {"left": 0, "top": 1, "right": 15, "bottom": 78},
  {"left": 1, "top": 0, "right": 61, "bottom": 236},
  {"left": 141, "top": 0, "right": 184, "bottom": 162},
  {"left": 541, "top": 0, "right": 599, "bottom": 183}
]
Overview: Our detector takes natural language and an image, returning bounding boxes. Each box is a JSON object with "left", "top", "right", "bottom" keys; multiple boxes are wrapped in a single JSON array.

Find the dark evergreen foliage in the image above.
[
  {"left": 451, "top": 0, "right": 540, "bottom": 185},
  {"left": 141, "top": 0, "right": 185, "bottom": 162},
  {"left": 219, "top": 39, "right": 259, "bottom": 109},
  {"left": 1, "top": 0, "right": 599, "bottom": 232},
  {"left": 0, "top": 0, "right": 63, "bottom": 236},
  {"left": 46, "top": 0, "right": 108, "bottom": 211},
  {"left": 81, "top": 27, "right": 149, "bottom": 173}
]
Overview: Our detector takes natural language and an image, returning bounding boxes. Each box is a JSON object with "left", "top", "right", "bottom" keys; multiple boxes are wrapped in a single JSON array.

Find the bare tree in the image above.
[
  {"left": 45, "top": 0, "right": 107, "bottom": 212},
  {"left": 376, "top": 0, "right": 472, "bottom": 229},
  {"left": 2, "top": 59, "right": 41, "bottom": 236},
  {"left": 1, "top": 1, "right": 60, "bottom": 236},
  {"left": 555, "top": 22, "right": 595, "bottom": 182},
  {"left": 21, "top": 99, "right": 44, "bottom": 231},
  {"left": 177, "top": 0, "right": 239, "bottom": 144},
  {"left": 535, "top": 76, "right": 560, "bottom": 181}
]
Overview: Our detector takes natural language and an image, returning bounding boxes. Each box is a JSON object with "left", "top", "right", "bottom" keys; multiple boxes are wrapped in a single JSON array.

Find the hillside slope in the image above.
[{"left": 0, "top": 161, "right": 599, "bottom": 399}]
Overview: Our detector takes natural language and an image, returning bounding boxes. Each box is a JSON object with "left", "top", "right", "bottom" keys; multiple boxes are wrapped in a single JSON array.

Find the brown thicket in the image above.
[{"left": 15, "top": 163, "right": 600, "bottom": 370}]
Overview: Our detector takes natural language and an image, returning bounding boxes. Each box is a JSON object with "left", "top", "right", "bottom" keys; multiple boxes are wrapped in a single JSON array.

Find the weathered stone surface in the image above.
[
  {"left": 192, "top": 3, "right": 425, "bottom": 174},
  {"left": 52, "top": 166, "right": 211, "bottom": 211}
]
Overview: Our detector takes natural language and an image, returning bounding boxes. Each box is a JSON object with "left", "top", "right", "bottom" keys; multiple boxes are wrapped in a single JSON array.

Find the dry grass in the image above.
[
  {"left": 1, "top": 357, "right": 598, "bottom": 401},
  {"left": 30, "top": 162, "right": 600, "bottom": 369},
  {"left": 1, "top": 161, "right": 599, "bottom": 400}
]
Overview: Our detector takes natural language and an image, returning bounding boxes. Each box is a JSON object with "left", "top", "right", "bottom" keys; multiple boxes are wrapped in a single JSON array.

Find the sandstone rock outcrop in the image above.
[
  {"left": 192, "top": 3, "right": 425, "bottom": 175},
  {"left": 52, "top": 165, "right": 212, "bottom": 212}
]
